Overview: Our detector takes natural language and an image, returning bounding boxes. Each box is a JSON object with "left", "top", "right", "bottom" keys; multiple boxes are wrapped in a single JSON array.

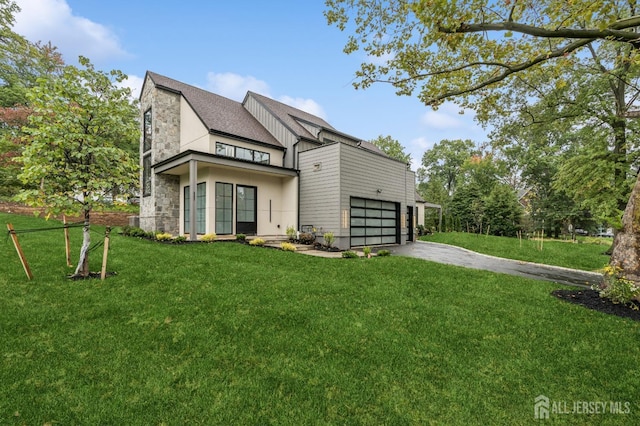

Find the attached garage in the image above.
[{"left": 350, "top": 197, "right": 400, "bottom": 247}]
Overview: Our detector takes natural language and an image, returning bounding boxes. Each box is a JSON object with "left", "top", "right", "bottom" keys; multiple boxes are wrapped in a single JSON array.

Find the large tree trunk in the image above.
[
  {"left": 610, "top": 173, "right": 640, "bottom": 283},
  {"left": 73, "top": 209, "right": 91, "bottom": 277}
]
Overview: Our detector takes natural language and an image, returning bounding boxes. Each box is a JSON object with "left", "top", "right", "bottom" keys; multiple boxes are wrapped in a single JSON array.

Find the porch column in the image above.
[{"left": 189, "top": 159, "right": 197, "bottom": 241}]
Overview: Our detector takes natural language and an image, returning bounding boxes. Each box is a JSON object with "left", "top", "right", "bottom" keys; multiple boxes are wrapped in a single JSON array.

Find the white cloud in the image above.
[
  {"left": 13, "top": 0, "right": 130, "bottom": 63},
  {"left": 278, "top": 96, "right": 327, "bottom": 120},
  {"left": 119, "top": 74, "right": 144, "bottom": 99},
  {"left": 410, "top": 136, "right": 433, "bottom": 151},
  {"left": 421, "top": 104, "right": 466, "bottom": 130},
  {"left": 206, "top": 72, "right": 271, "bottom": 101},
  {"left": 407, "top": 136, "right": 435, "bottom": 172},
  {"left": 206, "top": 71, "right": 327, "bottom": 119}
]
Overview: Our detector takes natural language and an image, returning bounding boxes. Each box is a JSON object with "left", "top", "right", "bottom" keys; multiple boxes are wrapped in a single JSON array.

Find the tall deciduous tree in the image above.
[
  {"left": 0, "top": 0, "right": 64, "bottom": 196},
  {"left": 369, "top": 134, "right": 411, "bottom": 163},
  {"left": 326, "top": 0, "right": 640, "bottom": 282},
  {"left": 420, "top": 139, "right": 477, "bottom": 196},
  {"left": 17, "top": 57, "right": 139, "bottom": 277}
]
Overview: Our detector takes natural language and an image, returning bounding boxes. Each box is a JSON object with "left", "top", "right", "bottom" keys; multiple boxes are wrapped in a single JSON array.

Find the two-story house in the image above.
[{"left": 139, "top": 71, "right": 419, "bottom": 250}]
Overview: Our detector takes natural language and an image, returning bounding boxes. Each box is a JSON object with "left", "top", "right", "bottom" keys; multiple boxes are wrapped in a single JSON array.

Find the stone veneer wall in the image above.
[{"left": 139, "top": 76, "right": 182, "bottom": 234}]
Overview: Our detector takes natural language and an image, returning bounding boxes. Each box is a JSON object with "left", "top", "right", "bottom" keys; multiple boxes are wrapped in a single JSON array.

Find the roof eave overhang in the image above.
[
  {"left": 209, "top": 129, "right": 285, "bottom": 151},
  {"left": 153, "top": 150, "right": 298, "bottom": 177}
]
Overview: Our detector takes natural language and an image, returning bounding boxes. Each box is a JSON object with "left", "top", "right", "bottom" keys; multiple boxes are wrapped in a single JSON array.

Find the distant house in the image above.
[{"left": 139, "top": 71, "right": 421, "bottom": 249}]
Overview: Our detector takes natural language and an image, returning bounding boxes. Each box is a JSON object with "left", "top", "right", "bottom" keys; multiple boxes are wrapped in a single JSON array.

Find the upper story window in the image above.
[
  {"left": 143, "top": 108, "right": 152, "bottom": 152},
  {"left": 216, "top": 142, "right": 270, "bottom": 165}
]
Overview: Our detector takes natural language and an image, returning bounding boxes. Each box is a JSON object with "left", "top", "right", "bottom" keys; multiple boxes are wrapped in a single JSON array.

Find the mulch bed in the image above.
[{"left": 552, "top": 289, "right": 640, "bottom": 321}]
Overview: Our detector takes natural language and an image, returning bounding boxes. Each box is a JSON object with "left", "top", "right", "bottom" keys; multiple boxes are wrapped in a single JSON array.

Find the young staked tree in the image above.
[
  {"left": 17, "top": 57, "right": 139, "bottom": 277},
  {"left": 326, "top": 0, "right": 640, "bottom": 283}
]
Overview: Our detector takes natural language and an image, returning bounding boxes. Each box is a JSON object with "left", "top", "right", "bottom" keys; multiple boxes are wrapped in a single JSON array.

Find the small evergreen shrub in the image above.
[
  {"left": 377, "top": 249, "right": 391, "bottom": 257},
  {"left": 323, "top": 232, "right": 335, "bottom": 248},
  {"left": 201, "top": 233, "right": 217, "bottom": 242},
  {"left": 363, "top": 246, "right": 372, "bottom": 257},
  {"left": 124, "top": 226, "right": 148, "bottom": 238},
  {"left": 249, "top": 238, "right": 265, "bottom": 246},
  {"left": 236, "top": 233, "right": 246, "bottom": 241},
  {"left": 173, "top": 236, "right": 187, "bottom": 243},
  {"left": 594, "top": 266, "right": 640, "bottom": 308},
  {"left": 280, "top": 242, "right": 297, "bottom": 252},
  {"left": 342, "top": 250, "right": 359, "bottom": 258}
]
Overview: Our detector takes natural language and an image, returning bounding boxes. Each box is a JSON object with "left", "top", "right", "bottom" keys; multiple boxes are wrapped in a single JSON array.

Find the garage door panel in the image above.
[{"left": 350, "top": 197, "right": 399, "bottom": 247}]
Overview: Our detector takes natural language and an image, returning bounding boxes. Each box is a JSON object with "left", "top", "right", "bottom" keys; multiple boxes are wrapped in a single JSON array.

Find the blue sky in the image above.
[{"left": 13, "top": 0, "right": 488, "bottom": 170}]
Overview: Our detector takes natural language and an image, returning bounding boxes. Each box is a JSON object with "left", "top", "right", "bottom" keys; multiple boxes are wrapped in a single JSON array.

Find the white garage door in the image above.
[{"left": 350, "top": 197, "right": 399, "bottom": 247}]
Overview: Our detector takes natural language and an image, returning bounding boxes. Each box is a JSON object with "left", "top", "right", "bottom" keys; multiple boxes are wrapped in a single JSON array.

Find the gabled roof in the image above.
[
  {"left": 246, "top": 91, "right": 336, "bottom": 140},
  {"left": 144, "top": 71, "right": 283, "bottom": 149},
  {"left": 357, "top": 140, "right": 387, "bottom": 156},
  {"left": 246, "top": 91, "right": 399, "bottom": 160}
]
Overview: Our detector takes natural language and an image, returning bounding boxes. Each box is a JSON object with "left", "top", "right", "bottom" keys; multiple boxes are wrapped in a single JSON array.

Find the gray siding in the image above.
[
  {"left": 244, "top": 96, "right": 298, "bottom": 168},
  {"left": 319, "top": 130, "right": 359, "bottom": 146},
  {"left": 339, "top": 143, "right": 414, "bottom": 247},
  {"left": 297, "top": 121, "right": 321, "bottom": 138},
  {"left": 299, "top": 142, "right": 416, "bottom": 250},
  {"left": 298, "top": 144, "right": 341, "bottom": 237}
]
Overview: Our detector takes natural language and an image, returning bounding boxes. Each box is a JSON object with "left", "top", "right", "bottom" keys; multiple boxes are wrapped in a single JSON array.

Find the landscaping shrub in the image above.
[
  {"left": 323, "top": 232, "right": 335, "bottom": 248},
  {"left": 377, "top": 249, "right": 391, "bottom": 257},
  {"left": 286, "top": 225, "right": 297, "bottom": 241},
  {"left": 155, "top": 232, "right": 173, "bottom": 241},
  {"left": 363, "top": 246, "right": 372, "bottom": 257},
  {"left": 236, "top": 233, "right": 246, "bottom": 241},
  {"left": 594, "top": 266, "right": 640, "bottom": 308},
  {"left": 249, "top": 238, "right": 265, "bottom": 246},
  {"left": 280, "top": 242, "right": 297, "bottom": 252},
  {"left": 299, "top": 232, "right": 315, "bottom": 245},
  {"left": 173, "top": 236, "right": 187, "bottom": 243},
  {"left": 201, "top": 233, "right": 217, "bottom": 242},
  {"left": 342, "top": 250, "right": 359, "bottom": 258},
  {"left": 122, "top": 226, "right": 148, "bottom": 238}
]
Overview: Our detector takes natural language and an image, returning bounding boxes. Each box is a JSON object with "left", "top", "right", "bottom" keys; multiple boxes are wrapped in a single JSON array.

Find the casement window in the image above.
[
  {"left": 215, "top": 182, "right": 233, "bottom": 235},
  {"left": 142, "top": 154, "right": 151, "bottom": 196},
  {"left": 143, "top": 108, "right": 152, "bottom": 152},
  {"left": 142, "top": 108, "right": 152, "bottom": 197},
  {"left": 184, "top": 183, "right": 206, "bottom": 234},
  {"left": 215, "top": 142, "right": 270, "bottom": 165}
]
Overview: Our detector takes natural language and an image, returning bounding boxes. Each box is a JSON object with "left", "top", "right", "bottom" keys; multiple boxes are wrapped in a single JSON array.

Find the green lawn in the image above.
[
  {"left": 420, "top": 231, "right": 610, "bottom": 272},
  {"left": 2, "top": 213, "right": 638, "bottom": 424}
]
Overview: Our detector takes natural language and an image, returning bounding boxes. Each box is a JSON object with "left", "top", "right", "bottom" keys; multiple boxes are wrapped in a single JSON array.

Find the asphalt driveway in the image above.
[{"left": 387, "top": 241, "right": 603, "bottom": 288}]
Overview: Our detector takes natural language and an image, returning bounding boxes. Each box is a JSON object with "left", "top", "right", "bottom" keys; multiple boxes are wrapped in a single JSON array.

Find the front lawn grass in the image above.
[
  {"left": 420, "top": 231, "right": 609, "bottom": 272},
  {"left": 2, "top": 213, "right": 638, "bottom": 424}
]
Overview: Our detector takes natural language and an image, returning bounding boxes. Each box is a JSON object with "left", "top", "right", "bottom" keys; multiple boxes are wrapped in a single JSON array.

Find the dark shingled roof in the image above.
[
  {"left": 145, "top": 71, "right": 283, "bottom": 149},
  {"left": 246, "top": 91, "right": 336, "bottom": 140}
]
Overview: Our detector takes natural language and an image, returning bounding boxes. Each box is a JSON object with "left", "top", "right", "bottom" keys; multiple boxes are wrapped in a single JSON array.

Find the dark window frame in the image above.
[
  {"left": 142, "top": 154, "right": 151, "bottom": 197},
  {"left": 143, "top": 108, "right": 152, "bottom": 152},
  {"left": 215, "top": 141, "right": 270, "bottom": 165},
  {"left": 215, "top": 182, "right": 234, "bottom": 235}
]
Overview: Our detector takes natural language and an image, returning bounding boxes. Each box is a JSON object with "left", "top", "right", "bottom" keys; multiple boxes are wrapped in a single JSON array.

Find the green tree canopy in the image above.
[
  {"left": 325, "top": 0, "right": 640, "bottom": 282},
  {"left": 17, "top": 56, "right": 139, "bottom": 276},
  {"left": 420, "top": 139, "right": 477, "bottom": 196},
  {"left": 0, "top": 0, "right": 64, "bottom": 196},
  {"left": 369, "top": 134, "right": 411, "bottom": 163}
]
